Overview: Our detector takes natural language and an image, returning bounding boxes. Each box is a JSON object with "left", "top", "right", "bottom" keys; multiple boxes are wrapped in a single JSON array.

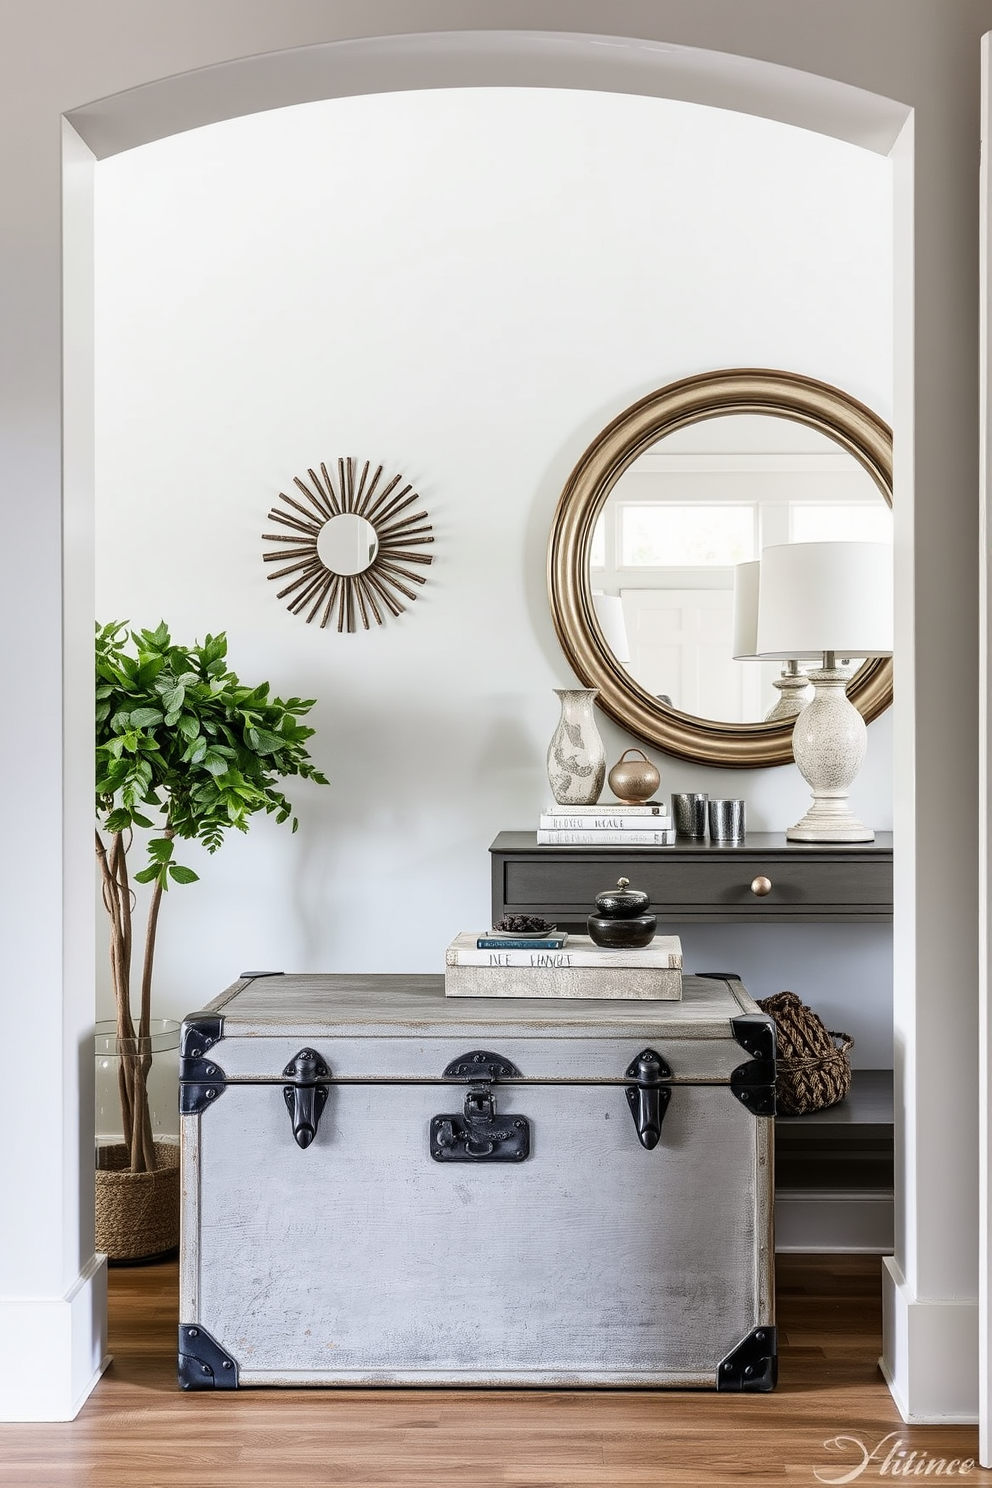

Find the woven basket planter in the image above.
[
  {"left": 95, "top": 1140, "right": 180, "bottom": 1262},
  {"left": 756, "top": 990, "right": 853, "bottom": 1117}
]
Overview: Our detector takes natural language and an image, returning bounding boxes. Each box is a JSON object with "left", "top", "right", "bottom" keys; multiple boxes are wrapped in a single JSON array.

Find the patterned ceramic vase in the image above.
[{"left": 546, "top": 688, "right": 606, "bottom": 805}]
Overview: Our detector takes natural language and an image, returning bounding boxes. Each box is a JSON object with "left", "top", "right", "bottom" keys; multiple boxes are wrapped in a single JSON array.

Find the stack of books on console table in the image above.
[
  {"left": 444, "top": 931, "right": 683, "bottom": 1000},
  {"left": 537, "top": 801, "right": 676, "bottom": 846}
]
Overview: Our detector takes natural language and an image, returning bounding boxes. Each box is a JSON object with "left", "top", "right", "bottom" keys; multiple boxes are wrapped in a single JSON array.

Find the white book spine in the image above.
[
  {"left": 538, "top": 813, "right": 673, "bottom": 831},
  {"left": 448, "top": 948, "right": 683, "bottom": 969},
  {"left": 543, "top": 802, "right": 668, "bottom": 816},
  {"left": 536, "top": 828, "right": 678, "bottom": 846}
]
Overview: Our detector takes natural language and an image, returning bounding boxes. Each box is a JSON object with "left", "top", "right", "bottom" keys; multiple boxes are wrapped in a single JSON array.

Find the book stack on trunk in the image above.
[
  {"left": 537, "top": 801, "right": 676, "bottom": 846},
  {"left": 444, "top": 931, "right": 683, "bottom": 1000}
]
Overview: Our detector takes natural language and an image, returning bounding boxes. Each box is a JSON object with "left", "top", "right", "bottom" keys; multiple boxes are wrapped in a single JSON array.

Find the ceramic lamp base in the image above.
[
  {"left": 786, "top": 665, "right": 874, "bottom": 843},
  {"left": 764, "top": 669, "right": 813, "bottom": 722},
  {"left": 786, "top": 807, "right": 875, "bottom": 843}
]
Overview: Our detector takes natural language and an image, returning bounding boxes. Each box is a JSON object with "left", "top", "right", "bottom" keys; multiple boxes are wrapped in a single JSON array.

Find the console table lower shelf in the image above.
[{"left": 774, "top": 1069, "right": 893, "bottom": 1254}]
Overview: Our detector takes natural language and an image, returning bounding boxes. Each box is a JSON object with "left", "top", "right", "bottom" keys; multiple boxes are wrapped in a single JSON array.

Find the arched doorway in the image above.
[{"left": 5, "top": 15, "right": 977, "bottom": 1438}]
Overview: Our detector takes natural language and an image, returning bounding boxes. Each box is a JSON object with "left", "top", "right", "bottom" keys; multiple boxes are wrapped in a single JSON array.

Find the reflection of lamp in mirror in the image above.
[
  {"left": 732, "top": 560, "right": 812, "bottom": 721},
  {"left": 756, "top": 541, "right": 893, "bottom": 842},
  {"left": 592, "top": 593, "right": 631, "bottom": 667},
  {"left": 592, "top": 593, "right": 675, "bottom": 706}
]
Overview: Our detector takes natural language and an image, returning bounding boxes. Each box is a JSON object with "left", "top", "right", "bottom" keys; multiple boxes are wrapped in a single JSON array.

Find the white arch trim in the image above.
[{"left": 66, "top": 29, "right": 910, "bottom": 160}]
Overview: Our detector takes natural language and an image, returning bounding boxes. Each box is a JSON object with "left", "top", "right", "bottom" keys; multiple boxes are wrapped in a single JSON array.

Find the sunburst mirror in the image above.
[{"left": 263, "top": 458, "right": 433, "bottom": 631}]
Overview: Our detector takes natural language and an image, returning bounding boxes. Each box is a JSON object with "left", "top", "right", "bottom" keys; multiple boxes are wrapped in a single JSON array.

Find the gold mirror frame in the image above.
[{"left": 547, "top": 368, "right": 893, "bottom": 767}]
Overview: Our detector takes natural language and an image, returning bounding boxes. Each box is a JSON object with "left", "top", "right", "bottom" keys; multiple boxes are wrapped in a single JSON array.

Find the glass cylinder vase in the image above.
[
  {"left": 94, "top": 1018, "right": 181, "bottom": 1262},
  {"left": 546, "top": 687, "right": 606, "bottom": 805}
]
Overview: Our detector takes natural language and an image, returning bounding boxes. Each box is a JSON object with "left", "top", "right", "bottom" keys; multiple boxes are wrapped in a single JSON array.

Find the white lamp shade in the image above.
[
  {"left": 732, "top": 560, "right": 761, "bottom": 659},
  {"left": 592, "top": 593, "right": 631, "bottom": 665},
  {"left": 755, "top": 541, "right": 893, "bottom": 660}
]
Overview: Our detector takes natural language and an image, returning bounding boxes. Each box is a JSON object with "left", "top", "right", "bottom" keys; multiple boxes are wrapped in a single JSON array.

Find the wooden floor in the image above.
[{"left": 2, "top": 1256, "right": 988, "bottom": 1487}]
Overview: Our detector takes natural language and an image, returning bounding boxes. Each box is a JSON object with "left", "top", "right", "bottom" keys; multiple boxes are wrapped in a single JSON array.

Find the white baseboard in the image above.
[
  {"left": 881, "top": 1255, "right": 978, "bottom": 1423},
  {"left": 0, "top": 1252, "right": 109, "bottom": 1421},
  {"left": 775, "top": 1187, "right": 894, "bottom": 1253}
]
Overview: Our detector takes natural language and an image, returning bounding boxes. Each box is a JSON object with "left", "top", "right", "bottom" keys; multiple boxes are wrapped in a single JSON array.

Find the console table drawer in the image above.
[{"left": 491, "top": 832, "right": 893, "bottom": 925}]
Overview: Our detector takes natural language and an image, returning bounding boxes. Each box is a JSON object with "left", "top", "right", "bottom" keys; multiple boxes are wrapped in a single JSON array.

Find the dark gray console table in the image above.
[
  {"left": 489, "top": 831, "right": 895, "bottom": 1250},
  {"left": 490, "top": 830, "right": 893, "bottom": 928}
]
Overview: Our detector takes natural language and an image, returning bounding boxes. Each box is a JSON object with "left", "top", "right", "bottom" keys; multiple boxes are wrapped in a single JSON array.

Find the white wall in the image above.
[{"left": 94, "top": 87, "right": 894, "bottom": 1052}]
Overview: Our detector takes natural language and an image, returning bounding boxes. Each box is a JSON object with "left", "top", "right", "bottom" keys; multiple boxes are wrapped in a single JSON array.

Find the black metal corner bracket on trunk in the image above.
[
  {"left": 180, "top": 1016, "right": 225, "bottom": 1063},
  {"left": 179, "top": 1017, "right": 228, "bottom": 1116},
  {"left": 625, "top": 1048, "right": 673, "bottom": 1150},
  {"left": 283, "top": 1048, "right": 331, "bottom": 1149},
  {"left": 731, "top": 1013, "right": 776, "bottom": 1065},
  {"left": 730, "top": 1013, "right": 777, "bottom": 1116},
  {"left": 717, "top": 1326, "right": 777, "bottom": 1392},
  {"left": 178, "top": 1324, "right": 239, "bottom": 1390}
]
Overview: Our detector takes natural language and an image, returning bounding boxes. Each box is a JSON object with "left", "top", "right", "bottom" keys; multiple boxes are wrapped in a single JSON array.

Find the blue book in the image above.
[{"left": 476, "top": 932, "right": 569, "bottom": 950}]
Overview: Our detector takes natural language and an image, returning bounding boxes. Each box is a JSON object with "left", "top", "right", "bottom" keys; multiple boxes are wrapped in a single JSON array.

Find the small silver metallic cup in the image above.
[
  {"left": 673, "top": 792, "right": 708, "bottom": 839},
  {"left": 708, "top": 798, "right": 746, "bottom": 843}
]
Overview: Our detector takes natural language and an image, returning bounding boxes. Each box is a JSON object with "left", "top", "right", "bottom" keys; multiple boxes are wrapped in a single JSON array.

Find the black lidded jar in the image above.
[{"left": 587, "top": 876, "right": 657, "bottom": 948}]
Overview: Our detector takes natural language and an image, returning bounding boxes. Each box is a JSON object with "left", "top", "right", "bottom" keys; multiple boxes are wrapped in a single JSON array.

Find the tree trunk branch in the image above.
[{"left": 95, "top": 827, "right": 158, "bottom": 1170}]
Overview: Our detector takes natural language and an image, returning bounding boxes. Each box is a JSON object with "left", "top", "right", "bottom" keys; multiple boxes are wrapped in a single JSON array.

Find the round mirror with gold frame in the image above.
[{"left": 547, "top": 369, "right": 892, "bottom": 767}]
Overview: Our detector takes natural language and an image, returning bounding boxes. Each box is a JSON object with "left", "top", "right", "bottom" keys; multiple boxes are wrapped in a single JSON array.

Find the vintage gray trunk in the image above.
[{"left": 178, "top": 973, "right": 775, "bottom": 1390}]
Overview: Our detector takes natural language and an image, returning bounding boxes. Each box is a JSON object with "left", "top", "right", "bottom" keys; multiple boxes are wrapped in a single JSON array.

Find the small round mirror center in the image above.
[{"left": 316, "top": 513, "right": 379, "bottom": 576}]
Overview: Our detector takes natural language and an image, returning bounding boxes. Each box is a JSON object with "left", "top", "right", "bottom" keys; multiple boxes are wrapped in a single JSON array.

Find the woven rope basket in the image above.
[
  {"left": 756, "top": 990, "right": 854, "bottom": 1117},
  {"left": 95, "top": 1140, "right": 180, "bottom": 1262}
]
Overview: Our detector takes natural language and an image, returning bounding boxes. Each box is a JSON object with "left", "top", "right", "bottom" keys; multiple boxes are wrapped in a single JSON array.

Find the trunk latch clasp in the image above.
[
  {"left": 431, "top": 1050, "right": 531, "bottom": 1163},
  {"left": 282, "top": 1048, "right": 331, "bottom": 1149},
  {"left": 625, "top": 1048, "right": 673, "bottom": 1150}
]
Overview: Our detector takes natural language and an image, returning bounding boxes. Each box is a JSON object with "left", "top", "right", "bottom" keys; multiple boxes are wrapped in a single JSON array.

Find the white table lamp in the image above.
[
  {"left": 732, "top": 560, "right": 812, "bottom": 721},
  {"left": 755, "top": 541, "right": 893, "bottom": 842}
]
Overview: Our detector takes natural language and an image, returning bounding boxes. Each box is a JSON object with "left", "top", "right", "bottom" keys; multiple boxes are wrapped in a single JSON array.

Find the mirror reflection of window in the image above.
[
  {"left": 620, "top": 505, "right": 756, "bottom": 566},
  {"left": 589, "top": 413, "right": 891, "bottom": 724}
]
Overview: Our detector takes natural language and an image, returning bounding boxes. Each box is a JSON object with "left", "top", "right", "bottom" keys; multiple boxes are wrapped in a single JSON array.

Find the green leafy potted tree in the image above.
[{"left": 94, "top": 621, "right": 328, "bottom": 1259}]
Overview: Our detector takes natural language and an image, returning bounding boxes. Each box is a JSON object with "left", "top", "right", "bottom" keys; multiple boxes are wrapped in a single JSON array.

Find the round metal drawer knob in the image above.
[{"left": 750, "top": 876, "right": 772, "bottom": 897}]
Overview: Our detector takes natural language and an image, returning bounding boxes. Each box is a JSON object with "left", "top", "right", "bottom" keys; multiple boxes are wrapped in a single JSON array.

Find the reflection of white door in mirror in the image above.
[
  {"left": 620, "top": 588, "right": 765, "bottom": 720},
  {"left": 589, "top": 413, "right": 891, "bottom": 724}
]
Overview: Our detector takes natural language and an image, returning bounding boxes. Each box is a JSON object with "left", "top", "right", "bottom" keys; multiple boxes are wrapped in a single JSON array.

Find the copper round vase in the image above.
[{"left": 607, "top": 748, "right": 661, "bottom": 805}]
